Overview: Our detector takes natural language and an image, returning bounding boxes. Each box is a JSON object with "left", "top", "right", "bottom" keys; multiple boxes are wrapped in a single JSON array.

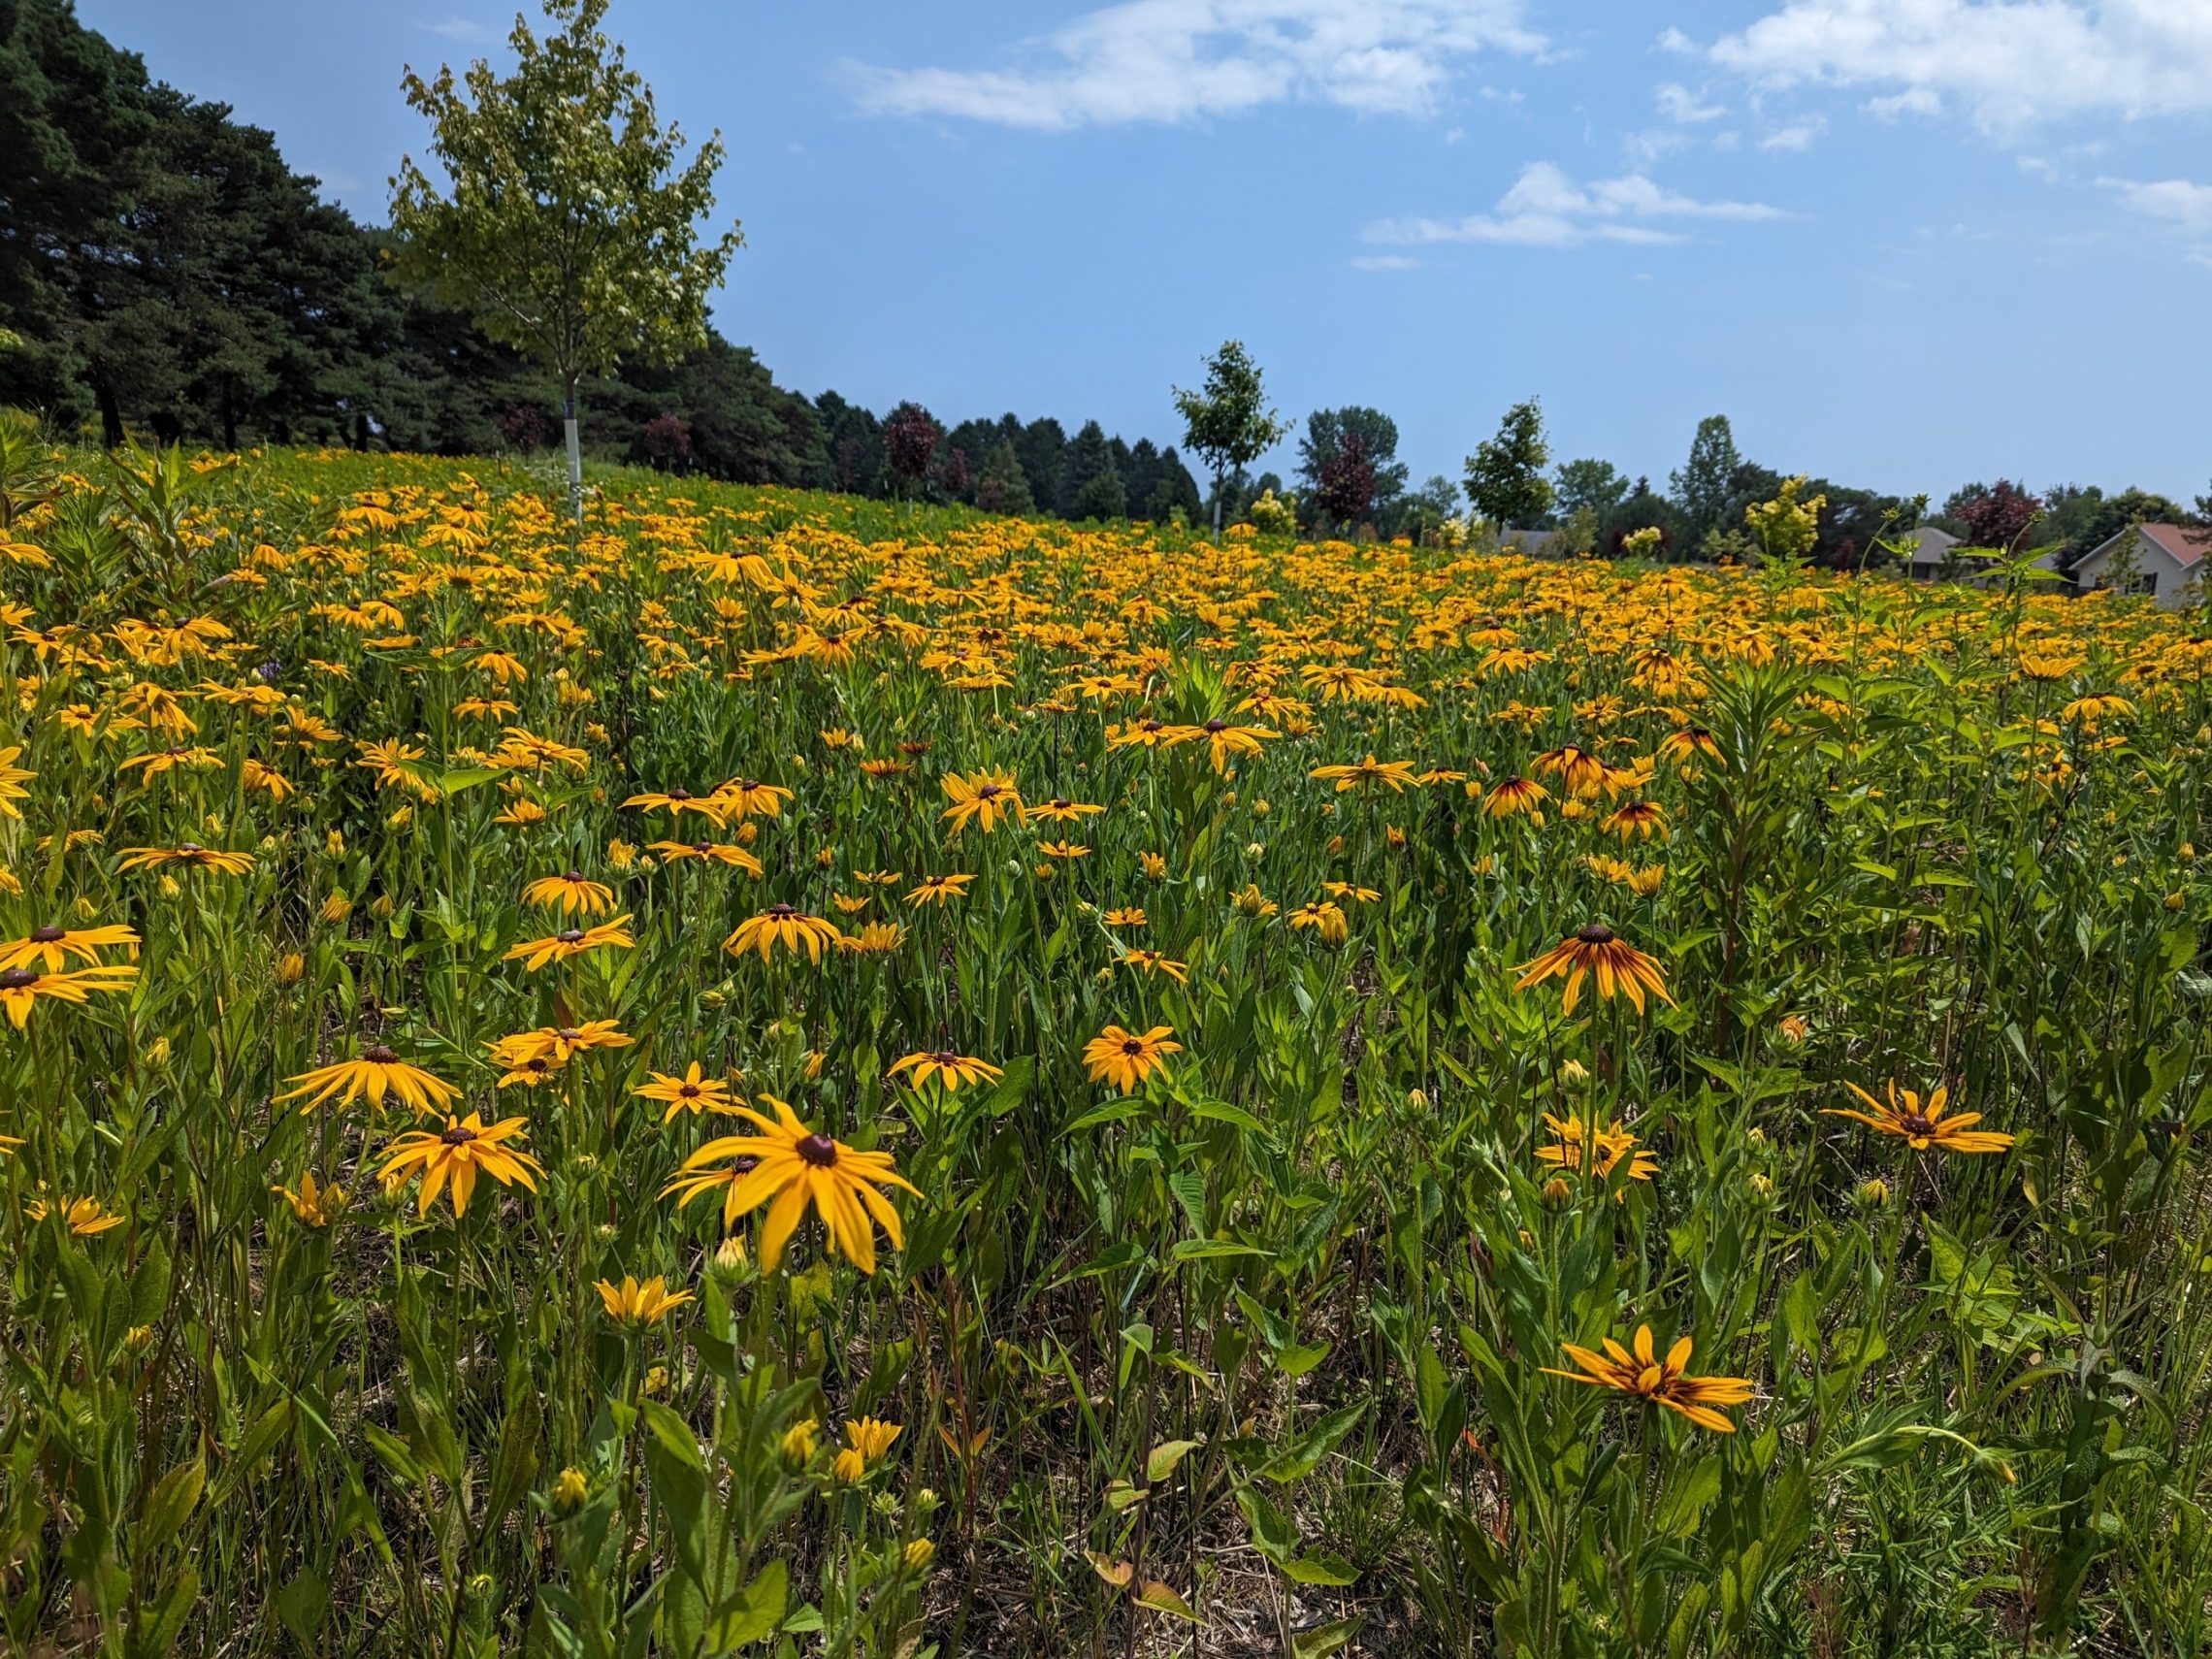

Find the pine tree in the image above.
[
  {"left": 1671, "top": 415, "right": 1743, "bottom": 545},
  {"left": 974, "top": 439, "right": 1034, "bottom": 515}
]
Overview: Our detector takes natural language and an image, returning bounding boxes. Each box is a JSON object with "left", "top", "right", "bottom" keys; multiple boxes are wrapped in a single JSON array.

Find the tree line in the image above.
[
  {"left": 5, "top": 0, "right": 2203, "bottom": 555},
  {"left": 0, "top": 0, "right": 1204, "bottom": 525}
]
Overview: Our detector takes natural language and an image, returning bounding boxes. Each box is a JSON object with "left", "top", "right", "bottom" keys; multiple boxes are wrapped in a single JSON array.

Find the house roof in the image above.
[
  {"left": 1905, "top": 526, "right": 1960, "bottom": 562},
  {"left": 2139, "top": 523, "right": 2210, "bottom": 569}
]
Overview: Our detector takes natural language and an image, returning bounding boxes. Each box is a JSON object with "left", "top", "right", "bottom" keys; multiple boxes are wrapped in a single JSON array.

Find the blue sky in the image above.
[{"left": 80, "top": 0, "right": 2212, "bottom": 505}]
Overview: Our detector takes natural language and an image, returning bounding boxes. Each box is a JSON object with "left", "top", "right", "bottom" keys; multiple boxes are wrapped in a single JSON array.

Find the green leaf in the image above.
[
  {"left": 1134, "top": 1581, "right": 1203, "bottom": 1623},
  {"left": 1170, "top": 1239, "right": 1272, "bottom": 1263},
  {"left": 708, "top": 1559, "right": 788, "bottom": 1647},
  {"left": 1292, "top": 1618, "right": 1358, "bottom": 1658},
  {"left": 137, "top": 1453, "right": 205, "bottom": 1555},
  {"left": 276, "top": 1567, "right": 330, "bottom": 1645},
  {"left": 1281, "top": 1553, "right": 1358, "bottom": 1586},
  {"left": 435, "top": 764, "right": 508, "bottom": 796},
  {"left": 1258, "top": 1401, "right": 1366, "bottom": 1483},
  {"left": 1146, "top": 1440, "right": 1201, "bottom": 1483}
]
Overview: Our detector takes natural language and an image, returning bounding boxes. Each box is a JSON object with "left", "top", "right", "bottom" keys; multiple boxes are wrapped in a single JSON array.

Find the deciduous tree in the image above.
[
  {"left": 388, "top": 0, "right": 741, "bottom": 520},
  {"left": 1463, "top": 399, "right": 1554, "bottom": 531},
  {"left": 1173, "top": 341, "right": 1287, "bottom": 541}
]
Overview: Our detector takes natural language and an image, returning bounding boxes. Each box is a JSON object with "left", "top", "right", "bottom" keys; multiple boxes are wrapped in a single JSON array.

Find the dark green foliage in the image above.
[{"left": 1059, "top": 419, "right": 1125, "bottom": 520}]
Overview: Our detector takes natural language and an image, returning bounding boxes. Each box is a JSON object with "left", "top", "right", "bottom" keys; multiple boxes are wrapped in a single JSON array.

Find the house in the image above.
[
  {"left": 1499, "top": 527, "right": 1563, "bottom": 558},
  {"left": 2065, "top": 522, "right": 2210, "bottom": 608},
  {"left": 1902, "top": 525, "right": 1961, "bottom": 581}
]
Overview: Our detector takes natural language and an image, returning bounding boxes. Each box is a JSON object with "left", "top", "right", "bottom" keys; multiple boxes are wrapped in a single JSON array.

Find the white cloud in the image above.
[
  {"left": 1366, "top": 160, "right": 1785, "bottom": 247},
  {"left": 1704, "top": 1, "right": 2212, "bottom": 130},
  {"left": 848, "top": 0, "right": 1542, "bottom": 128},
  {"left": 1760, "top": 118, "right": 1824, "bottom": 150},
  {"left": 415, "top": 16, "right": 492, "bottom": 43},
  {"left": 1351, "top": 253, "right": 1421, "bottom": 270},
  {"left": 1655, "top": 81, "right": 1726, "bottom": 121},
  {"left": 2103, "top": 174, "right": 2212, "bottom": 256}
]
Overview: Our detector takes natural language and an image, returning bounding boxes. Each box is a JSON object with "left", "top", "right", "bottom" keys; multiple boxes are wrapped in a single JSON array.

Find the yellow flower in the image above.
[
  {"left": 723, "top": 904, "right": 845, "bottom": 962},
  {"left": 781, "top": 1417, "right": 821, "bottom": 1467},
  {"left": 1513, "top": 926, "right": 1672, "bottom": 1016},
  {"left": 522, "top": 869, "right": 616, "bottom": 916},
  {"left": 276, "top": 1045, "right": 459, "bottom": 1115},
  {"left": 504, "top": 916, "right": 635, "bottom": 971},
  {"left": 891, "top": 1051, "right": 1004, "bottom": 1091},
  {"left": 594, "top": 1274, "right": 694, "bottom": 1324},
  {"left": 648, "top": 838, "right": 764, "bottom": 874},
  {"left": 1309, "top": 754, "right": 1417, "bottom": 793},
  {"left": 272, "top": 1170, "right": 347, "bottom": 1226},
  {"left": 117, "top": 843, "right": 256, "bottom": 876},
  {"left": 939, "top": 770, "right": 1024, "bottom": 833},
  {"left": 661, "top": 1094, "right": 921, "bottom": 1274},
  {"left": 0, "top": 923, "right": 140, "bottom": 974},
  {"left": 635, "top": 1061, "right": 736, "bottom": 1121},
  {"left": 1535, "top": 1114, "right": 1659, "bottom": 1193},
  {"left": 1081, "top": 1025, "right": 1180, "bottom": 1093},
  {"left": 0, "top": 961, "right": 139, "bottom": 1028},
  {"left": 378, "top": 1113, "right": 543, "bottom": 1218},
  {"left": 1823, "top": 1081, "right": 2015, "bottom": 1155},
  {"left": 1287, "top": 901, "right": 1349, "bottom": 945},
  {"left": 1120, "top": 949, "right": 1188, "bottom": 983},
  {"left": 1543, "top": 1323, "right": 1754, "bottom": 1432},
  {"left": 831, "top": 1416, "right": 902, "bottom": 1481},
  {"left": 906, "top": 873, "right": 974, "bottom": 905},
  {"left": 29, "top": 1194, "right": 127, "bottom": 1236}
]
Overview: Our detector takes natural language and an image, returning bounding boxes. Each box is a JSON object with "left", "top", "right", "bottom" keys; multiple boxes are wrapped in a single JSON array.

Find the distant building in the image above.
[
  {"left": 2062, "top": 522, "right": 2209, "bottom": 608},
  {"left": 1499, "top": 527, "right": 1562, "bottom": 557},
  {"left": 1902, "top": 525, "right": 1961, "bottom": 580}
]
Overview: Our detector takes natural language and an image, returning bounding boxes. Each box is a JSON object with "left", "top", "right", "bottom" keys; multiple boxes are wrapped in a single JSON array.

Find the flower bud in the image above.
[
  {"left": 904, "top": 1538, "right": 936, "bottom": 1571},
  {"left": 551, "top": 1466, "right": 588, "bottom": 1515}
]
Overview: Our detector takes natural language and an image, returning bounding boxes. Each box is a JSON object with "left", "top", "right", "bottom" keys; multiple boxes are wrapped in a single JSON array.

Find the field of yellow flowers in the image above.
[{"left": 3, "top": 424, "right": 2210, "bottom": 1659}]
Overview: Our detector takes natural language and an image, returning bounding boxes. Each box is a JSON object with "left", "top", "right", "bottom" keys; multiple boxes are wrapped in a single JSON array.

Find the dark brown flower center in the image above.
[
  {"left": 933, "top": 1050, "right": 959, "bottom": 1064},
  {"left": 1575, "top": 925, "right": 1616, "bottom": 945},
  {"left": 678, "top": 1082, "right": 699, "bottom": 1097},
  {"left": 693, "top": 842, "right": 713, "bottom": 854},
  {"left": 563, "top": 869, "right": 582, "bottom": 883},
  {"left": 556, "top": 928, "right": 585, "bottom": 944},
  {"left": 977, "top": 783, "right": 1002, "bottom": 798},
  {"left": 1901, "top": 1112, "right": 1936, "bottom": 1137},
  {"left": 1203, "top": 719, "right": 1227, "bottom": 733},
  {"left": 667, "top": 786, "right": 692, "bottom": 800},
  {"left": 0, "top": 968, "right": 37, "bottom": 990},
  {"left": 796, "top": 1133, "right": 838, "bottom": 1167},
  {"left": 365, "top": 1044, "right": 399, "bottom": 1064},
  {"left": 441, "top": 1123, "right": 477, "bottom": 1145},
  {"left": 30, "top": 925, "right": 65, "bottom": 943},
  {"left": 179, "top": 842, "right": 204, "bottom": 855},
  {"left": 766, "top": 903, "right": 797, "bottom": 920},
  {"left": 557, "top": 1027, "right": 582, "bottom": 1041},
  {"left": 1122, "top": 1038, "right": 1145, "bottom": 1056}
]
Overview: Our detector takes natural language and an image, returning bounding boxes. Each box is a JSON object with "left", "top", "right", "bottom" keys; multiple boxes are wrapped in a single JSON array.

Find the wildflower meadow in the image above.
[{"left": 3, "top": 427, "right": 2210, "bottom": 1657}]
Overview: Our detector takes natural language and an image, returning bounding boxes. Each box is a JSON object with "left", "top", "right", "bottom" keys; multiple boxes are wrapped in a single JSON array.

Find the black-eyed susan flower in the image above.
[
  {"left": 1536, "top": 1113, "right": 1659, "bottom": 1192},
  {"left": 1657, "top": 727, "right": 1722, "bottom": 765},
  {"left": 1309, "top": 754, "right": 1417, "bottom": 793},
  {"left": 117, "top": 843, "right": 256, "bottom": 876},
  {"left": 890, "top": 1051, "right": 1004, "bottom": 1091},
  {"left": 840, "top": 922, "right": 908, "bottom": 955},
  {"left": 648, "top": 838, "right": 764, "bottom": 874},
  {"left": 490, "top": 1021, "right": 633, "bottom": 1071},
  {"left": 940, "top": 771, "right": 1024, "bottom": 833},
  {"left": 0, "top": 961, "right": 139, "bottom": 1027},
  {"left": 1161, "top": 719, "right": 1280, "bottom": 773},
  {"left": 623, "top": 785, "right": 725, "bottom": 823},
  {"left": 635, "top": 1062, "right": 736, "bottom": 1121},
  {"left": 1513, "top": 926, "right": 1673, "bottom": 1015},
  {"left": 1543, "top": 1324, "right": 1753, "bottom": 1433},
  {"left": 661, "top": 1094, "right": 919, "bottom": 1274},
  {"left": 1287, "top": 901, "right": 1349, "bottom": 945},
  {"left": 378, "top": 1113, "right": 542, "bottom": 1218},
  {"left": 521, "top": 869, "right": 615, "bottom": 916},
  {"left": 0, "top": 923, "right": 139, "bottom": 973},
  {"left": 1600, "top": 800, "right": 1669, "bottom": 842},
  {"left": 1081, "top": 1025, "right": 1180, "bottom": 1093},
  {"left": 504, "top": 916, "right": 635, "bottom": 971},
  {"left": 595, "top": 1274, "right": 694, "bottom": 1324},
  {"left": 724, "top": 904, "right": 844, "bottom": 962},
  {"left": 1119, "top": 949, "right": 1188, "bottom": 983},
  {"left": 1823, "top": 1081, "right": 2015, "bottom": 1155},
  {"left": 906, "top": 873, "right": 974, "bottom": 906},
  {"left": 1103, "top": 906, "right": 1148, "bottom": 927},
  {"left": 276, "top": 1045, "right": 459, "bottom": 1115},
  {"left": 1030, "top": 797, "right": 1106, "bottom": 824},
  {"left": 1482, "top": 776, "right": 1549, "bottom": 821},
  {"left": 712, "top": 776, "right": 795, "bottom": 819}
]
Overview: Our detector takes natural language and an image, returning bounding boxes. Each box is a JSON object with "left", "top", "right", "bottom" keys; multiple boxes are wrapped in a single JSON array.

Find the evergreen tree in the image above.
[
  {"left": 1018, "top": 417, "right": 1067, "bottom": 515},
  {"left": 974, "top": 439, "right": 1033, "bottom": 515},
  {"left": 1671, "top": 414, "right": 1743, "bottom": 545},
  {"left": 1058, "top": 419, "right": 1123, "bottom": 519}
]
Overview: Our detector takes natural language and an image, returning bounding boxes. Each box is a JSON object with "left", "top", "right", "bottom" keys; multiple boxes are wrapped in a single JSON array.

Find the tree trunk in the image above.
[
  {"left": 1211, "top": 480, "right": 1223, "bottom": 543},
  {"left": 563, "top": 379, "right": 584, "bottom": 524}
]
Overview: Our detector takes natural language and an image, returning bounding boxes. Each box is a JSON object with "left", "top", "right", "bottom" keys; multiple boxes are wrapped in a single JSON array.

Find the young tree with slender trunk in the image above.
[
  {"left": 1173, "top": 341, "right": 1286, "bottom": 542},
  {"left": 387, "top": 0, "right": 741, "bottom": 522}
]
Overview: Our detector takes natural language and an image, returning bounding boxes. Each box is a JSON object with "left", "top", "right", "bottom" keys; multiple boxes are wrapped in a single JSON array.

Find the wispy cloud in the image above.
[
  {"left": 1367, "top": 160, "right": 1785, "bottom": 247},
  {"left": 847, "top": 0, "right": 1543, "bottom": 129},
  {"left": 1654, "top": 81, "right": 1725, "bottom": 122},
  {"left": 1760, "top": 118, "right": 1824, "bottom": 151},
  {"left": 1351, "top": 253, "right": 1421, "bottom": 271},
  {"left": 415, "top": 16, "right": 492, "bottom": 44},
  {"left": 2102, "top": 175, "right": 2212, "bottom": 264},
  {"left": 1701, "top": 0, "right": 2212, "bottom": 130}
]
